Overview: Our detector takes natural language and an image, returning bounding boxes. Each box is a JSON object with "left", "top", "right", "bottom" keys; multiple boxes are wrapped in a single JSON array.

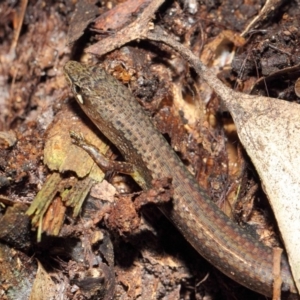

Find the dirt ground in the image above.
[{"left": 0, "top": 0, "right": 300, "bottom": 299}]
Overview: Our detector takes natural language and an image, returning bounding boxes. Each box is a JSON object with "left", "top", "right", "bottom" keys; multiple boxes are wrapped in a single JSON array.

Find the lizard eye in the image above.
[
  {"left": 72, "top": 83, "right": 81, "bottom": 95},
  {"left": 71, "top": 84, "right": 84, "bottom": 104}
]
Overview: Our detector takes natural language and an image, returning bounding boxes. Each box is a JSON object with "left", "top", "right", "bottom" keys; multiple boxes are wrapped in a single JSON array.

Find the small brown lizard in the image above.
[{"left": 64, "top": 60, "right": 296, "bottom": 297}]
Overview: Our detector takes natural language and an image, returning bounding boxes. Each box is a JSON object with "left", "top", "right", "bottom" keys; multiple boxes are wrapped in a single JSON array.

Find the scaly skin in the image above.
[{"left": 64, "top": 61, "right": 296, "bottom": 297}]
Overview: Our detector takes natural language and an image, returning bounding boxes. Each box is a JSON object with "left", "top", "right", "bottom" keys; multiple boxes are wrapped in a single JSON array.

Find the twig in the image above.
[
  {"left": 241, "top": 0, "right": 286, "bottom": 37},
  {"left": 86, "top": 0, "right": 165, "bottom": 56},
  {"left": 9, "top": 0, "right": 28, "bottom": 60}
]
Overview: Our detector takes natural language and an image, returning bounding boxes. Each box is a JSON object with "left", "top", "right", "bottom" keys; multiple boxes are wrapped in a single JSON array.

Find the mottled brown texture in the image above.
[{"left": 64, "top": 61, "right": 295, "bottom": 297}]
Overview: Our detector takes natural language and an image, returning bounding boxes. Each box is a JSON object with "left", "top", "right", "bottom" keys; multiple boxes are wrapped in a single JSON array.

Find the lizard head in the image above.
[{"left": 64, "top": 60, "right": 107, "bottom": 105}]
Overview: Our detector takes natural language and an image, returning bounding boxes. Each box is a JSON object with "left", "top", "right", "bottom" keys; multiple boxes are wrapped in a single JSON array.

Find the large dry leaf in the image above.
[
  {"left": 145, "top": 29, "right": 300, "bottom": 293},
  {"left": 223, "top": 89, "right": 300, "bottom": 294}
]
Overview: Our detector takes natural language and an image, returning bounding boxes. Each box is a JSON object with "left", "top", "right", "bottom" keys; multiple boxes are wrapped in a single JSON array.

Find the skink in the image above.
[{"left": 63, "top": 60, "right": 296, "bottom": 297}]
